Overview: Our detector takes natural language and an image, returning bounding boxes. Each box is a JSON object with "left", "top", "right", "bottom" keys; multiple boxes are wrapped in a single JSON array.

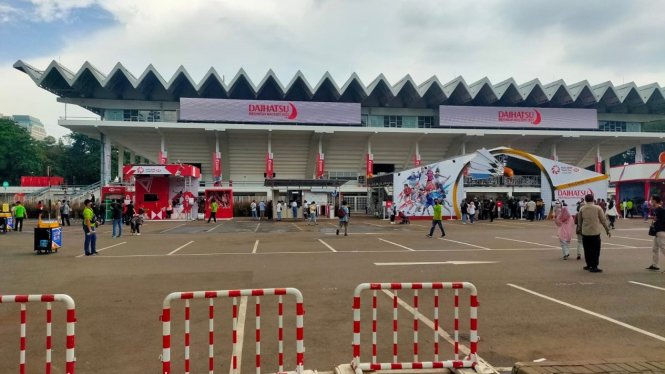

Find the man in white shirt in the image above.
[
  {"left": 251, "top": 200, "right": 257, "bottom": 220},
  {"left": 276, "top": 201, "right": 282, "bottom": 221},
  {"left": 291, "top": 201, "right": 298, "bottom": 219},
  {"left": 259, "top": 200, "right": 266, "bottom": 220}
]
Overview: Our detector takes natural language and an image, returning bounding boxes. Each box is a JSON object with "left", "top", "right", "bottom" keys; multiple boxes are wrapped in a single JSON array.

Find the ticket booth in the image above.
[{"left": 204, "top": 188, "right": 234, "bottom": 220}]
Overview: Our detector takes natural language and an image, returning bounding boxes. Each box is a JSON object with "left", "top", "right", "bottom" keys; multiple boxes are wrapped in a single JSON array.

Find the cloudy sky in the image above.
[{"left": 1, "top": 0, "right": 664, "bottom": 138}]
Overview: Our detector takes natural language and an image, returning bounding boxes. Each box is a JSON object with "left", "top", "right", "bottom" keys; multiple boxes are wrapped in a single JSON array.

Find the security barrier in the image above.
[
  {"left": 351, "top": 282, "right": 479, "bottom": 373},
  {"left": 0, "top": 294, "right": 76, "bottom": 374},
  {"left": 161, "top": 288, "right": 304, "bottom": 374}
]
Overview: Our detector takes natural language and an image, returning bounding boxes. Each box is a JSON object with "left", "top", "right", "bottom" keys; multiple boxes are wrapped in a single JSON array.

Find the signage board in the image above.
[
  {"left": 180, "top": 98, "right": 361, "bottom": 125},
  {"left": 439, "top": 106, "right": 598, "bottom": 129}
]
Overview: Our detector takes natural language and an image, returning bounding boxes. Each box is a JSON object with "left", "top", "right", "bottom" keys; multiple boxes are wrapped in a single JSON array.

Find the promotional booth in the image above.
[
  {"left": 610, "top": 156, "right": 665, "bottom": 205},
  {"left": 101, "top": 186, "right": 127, "bottom": 221},
  {"left": 123, "top": 164, "right": 200, "bottom": 220},
  {"left": 204, "top": 188, "right": 234, "bottom": 220}
]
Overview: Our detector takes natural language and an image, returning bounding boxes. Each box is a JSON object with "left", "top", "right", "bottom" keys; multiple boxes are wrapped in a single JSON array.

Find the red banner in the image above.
[
  {"left": 595, "top": 157, "right": 602, "bottom": 174},
  {"left": 159, "top": 151, "right": 168, "bottom": 165},
  {"left": 316, "top": 153, "right": 325, "bottom": 179},
  {"left": 266, "top": 153, "right": 274, "bottom": 179},
  {"left": 366, "top": 154, "right": 374, "bottom": 179},
  {"left": 414, "top": 154, "right": 421, "bottom": 167},
  {"left": 213, "top": 152, "right": 222, "bottom": 185}
]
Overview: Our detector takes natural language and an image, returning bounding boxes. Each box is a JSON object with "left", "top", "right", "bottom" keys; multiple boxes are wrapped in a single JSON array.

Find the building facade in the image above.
[
  {"left": 7, "top": 115, "right": 48, "bottom": 141},
  {"left": 13, "top": 60, "right": 665, "bottom": 205}
]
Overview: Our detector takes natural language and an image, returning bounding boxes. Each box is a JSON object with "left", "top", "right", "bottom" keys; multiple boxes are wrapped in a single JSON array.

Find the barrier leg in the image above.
[
  {"left": 454, "top": 290, "right": 459, "bottom": 361},
  {"left": 185, "top": 300, "right": 191, "bottom": 374},
  {"left": 392, "top": 290, "right": 398, "bottom": 364},
  {"left": 20, "top": 304, "right": 26, "bottom": 374},
  {"left": 209, "top": 299, "right": 214, "bottom": 374},
  {"left": 46, "top": 302, "right": 52, "bottom": 374},
  {"left": 434, "top": 290, "right": 439, "bottom": 362},
  {"left": 372, "top": 291, "right": 377, "bottom": 364},
  {"left": 278, "top": 295, "right": 283, "bottom": 373}
]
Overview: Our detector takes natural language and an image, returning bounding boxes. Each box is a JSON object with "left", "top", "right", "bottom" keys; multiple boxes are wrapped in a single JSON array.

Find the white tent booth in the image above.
[{"left": 392, "top": 147, "right": 608, "bottom": 219}]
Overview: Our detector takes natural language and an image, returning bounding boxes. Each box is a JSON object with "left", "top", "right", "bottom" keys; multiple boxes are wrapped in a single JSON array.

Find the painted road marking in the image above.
[
  {"left": 611, "top": 235, "right": 653, "bottom": 242},
  {"left": 160, "top": 224, "right": 185, "bottom": 233},
  {"left": 231, "top": 296, "right": 248, "bottom": 374},
  {"left": 496, "top": 237, "right": 559, "bottom": 248},
  {"left": 168, "top": 241, "right": 194, "bottom": 256},
  {"left": 508, "top": 284, "right": 665, "bottom": 343},
  {"left": 318, "top": 239, "right": 337, "bottom": 252},
  {"left": 383, "top": 290, "right": 500, "bottom": 374},
  {"left": 75, "top": 242, "right": 126, "bottom": 258},
  {"left": 291, "top": 223, "right": 303, "bottom": 231},
  {"left": 254, "top": 223, "right": 261, "bottom": 232},
  {"left": 324, "top": 232, "right": 382, "bottom": 235},
  {"left": 479, "top": 222, "right": 525, "bottom": 229},
  {"left": 560, "top": 236, "right": 636, "bottom": 248},
  {"left": 439, "top": 238, "right": 491, "bottom": 250},
  {"left": 375, "top": 261, "right": 499, "bottom": 266},
  {"left": 252, "top": 240, "right": 259, "bottom": 254},
  {"left": 362, "top": 222, "right": 385, "bottom": 227},
  {"left": 207, "top": 223, "right": 225, "bottom": 232},
  {"left": 629, "top": 281, "right": 665, "bottom": 291},
  {"left": 378, "top": 238, "right": 415, "bottom": 251}
]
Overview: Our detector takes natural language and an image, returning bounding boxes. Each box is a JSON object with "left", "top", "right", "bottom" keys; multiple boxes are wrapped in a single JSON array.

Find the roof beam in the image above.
[
  {"left": 404, "top": 134, "right": 426, "bottom": 169},
  {"left": 575, "top": 138, "right": 611, "bottom": 166}
]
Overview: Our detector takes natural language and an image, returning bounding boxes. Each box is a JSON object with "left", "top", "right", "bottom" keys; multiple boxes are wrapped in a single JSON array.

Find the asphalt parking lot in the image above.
[{"left": 0, "top": 216, "right": 664, "bottom": 374}]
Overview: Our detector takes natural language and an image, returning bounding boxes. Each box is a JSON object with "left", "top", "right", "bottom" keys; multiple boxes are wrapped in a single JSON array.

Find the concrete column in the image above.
[
  {"left": 461, "top": 142, "right": 466, "bottom": 155},
  {"left": 595, "top": 144, "right": 602, "bottom": 173},
  {"left": 635, "top": 144, "right": 643, "bottom": 163},
  {"left": 118, "top": 146, "right": 124, "bottom": 180},
  {"left": 100, "top": 133, "right": 112, "bottom": 186},
  {"left": 604, "top": 158, "right": 610, "bottom": 175},
  {"left": 130, "top": 151, "right": 136, "bottom": 165},
  {"left": 552, "top": 143, "right": 557, "bottom": 161}
]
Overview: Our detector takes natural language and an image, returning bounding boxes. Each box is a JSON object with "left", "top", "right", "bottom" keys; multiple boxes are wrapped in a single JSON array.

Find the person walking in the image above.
[
  {"left": 14, "top": 201, "right": 26, "bottom": 232},
  {"left": 578, "top": 194, "right": 611, "bottom": 273},
  {"left": 627, "top": 199, "right": 634, "bottom": 218},
  {"left": 642, "top": 200, "right": 650, "bottom": 222},
  {"left": 606, "top": 200, "right": 618, "bottom": 229},
  {"left": 276, "top": 201, "right": 282, "bottom": 221},
  {"left": 555, "top": 205, "right": 574, "bottom": 260},
  {"left": 291, "top": 200, "right": 298, "bottom": 219},
  {"left": 60, "top": 200, "right": 71, "bottom": 226},
  {"left": 99, "top": 201, "right": 106, "bottom": 225},
  {"left": 488, "top": 199, "right": 496, "bottom": 222},
  {"left": 259, "top": 200, "right": 266, "bottom": 220},
  {"left": 467, "top": 201, "right": 476, "bottom": 224},
  {"left": 526, "top": 199, "right": 536, "bottom": 222},
  {"left": 461, "top": 199, "right": 468, "bottom": 224},
  {"left": 208, "top": 198, "right": 218, "bottom": 223},
  {"left": 426, "top": 198, "right": 446, "bottom": 238},
  {"left": 125, "top": 201, "right": 135, "bottom": 226},
  {"left": 336, "top": 200, "right": 349, "bottom": 236},
  {"left": 37, "top": 201, "right": 44, "bottom": 221},
  {"left": 111, "top": 201, "right": 123, "bottom": 238},
  {"left": 308, "top": 201, "right": 318, "bottom": 226},
  {"left": 82, "top": 199, "right": 98, "bottom": 256},
  {"left": 647, "top": 195, "right": 665, "bottom": 271},
  {"left": 251, "top": 200, "right": 258, "bottom": 220}
]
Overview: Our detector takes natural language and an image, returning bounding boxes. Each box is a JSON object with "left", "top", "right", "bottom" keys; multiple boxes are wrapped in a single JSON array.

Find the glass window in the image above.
[
  {"left": 598, "top": 121, "right": 626, "bottom": 132},
  {"left": 383, "top": 116, "right": 402, "bottom": 128},
  {"left": 361, "top": 114, "right": 368, "bottom": 126},
  {"left": 418, "top": 116, "right": 435, "bottom": 128}
]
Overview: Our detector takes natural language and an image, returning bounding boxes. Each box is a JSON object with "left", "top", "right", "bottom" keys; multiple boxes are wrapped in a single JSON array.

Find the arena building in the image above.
[{"left": 14, "top": 60, "right": 665, "bottom": 212}]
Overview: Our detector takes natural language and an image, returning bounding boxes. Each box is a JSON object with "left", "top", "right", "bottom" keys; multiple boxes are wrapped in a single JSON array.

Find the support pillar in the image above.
[
  {"left": 213, "top": 132, "right": 221, "bottom": 185},
  {"left": 100, "top": 133, "right": 112, "bottom": 186},
  {"left": 316, "top": 136, "right": 325, "bottom": 179},
  {"left": 158, "top": 134, "right": 167, "bottom": 164},
  {"left": 552, "top": 143, "right": 558, "bottom": 161},
  {"left": 266, "top": 132, "right": 274, "bottom": 179},
  {"left": 635, "top": 144, "right": 643, "bottom": 163},
  {"left": 461, "top": 142, "right": 466, "bottom": 155},
  {"left": 130, "top": 151, "right": 136, "bottom": 165},
  {"left": 117, "top": 146, "right": 124, "bottom": 181},
  {"left": 366, "top": 139, "right": 374, "bottom": 180},
  {"left": 414, "top": 142, "right": 421, "bottom": 166},
  {"left": 595, "top": 145, "right": 602, "bottom": 174}
]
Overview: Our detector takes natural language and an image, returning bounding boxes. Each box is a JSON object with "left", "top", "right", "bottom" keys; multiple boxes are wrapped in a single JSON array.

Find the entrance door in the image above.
[{"left": 345, "top": 196, "right": 368, "bottom": 214}]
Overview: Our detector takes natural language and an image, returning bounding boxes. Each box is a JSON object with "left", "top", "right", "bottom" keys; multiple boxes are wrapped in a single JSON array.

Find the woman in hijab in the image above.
[{"left": 555, "top": 205, "right": 574, "bottom": 260}]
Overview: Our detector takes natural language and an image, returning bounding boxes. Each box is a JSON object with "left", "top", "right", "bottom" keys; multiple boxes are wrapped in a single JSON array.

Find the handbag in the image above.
[{"left": 649, "top": 221, "right": 657, "bottom": 237}]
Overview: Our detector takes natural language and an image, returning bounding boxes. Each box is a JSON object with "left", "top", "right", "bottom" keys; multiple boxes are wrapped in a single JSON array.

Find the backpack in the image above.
[{"left": 337, "top": 207, "right": 347, "bottom": 218}]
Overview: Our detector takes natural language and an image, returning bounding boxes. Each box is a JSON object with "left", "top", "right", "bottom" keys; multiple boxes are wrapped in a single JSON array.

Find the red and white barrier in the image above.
[
  {"left": 351, "top": 282, "right": 479, "bottom": 374},
  {"left": 0, "top": 294, "right": 76, "bottom": 374},
  {"left": 161, "top": 288, "right": 305, "bottom": 374}
]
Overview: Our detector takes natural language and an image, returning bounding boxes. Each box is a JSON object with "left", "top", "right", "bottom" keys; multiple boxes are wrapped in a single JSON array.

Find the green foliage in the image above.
[{"left": 0, "top": 119, "right": 45, "bottom": 184}]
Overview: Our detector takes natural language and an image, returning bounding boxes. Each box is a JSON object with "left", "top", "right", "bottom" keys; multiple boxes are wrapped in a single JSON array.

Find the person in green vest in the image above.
[
  {"left": 426, "top": 198, "right": 446, "bottom": 238},
  {"left": 626, "top": 200, "right": 634, "bottom": 218},
  {"left": 82, "top": 199, "right": 98, "bottom": 256},
  {"left": 207, "top": 198, "right": 218, "bottom": 223},
  {"left": 14, "top": 201, "right": 27, "bottom": 232}
]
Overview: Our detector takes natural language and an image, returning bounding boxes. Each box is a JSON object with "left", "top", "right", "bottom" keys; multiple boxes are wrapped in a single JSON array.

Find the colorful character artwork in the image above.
[{"left": 396, "top": 165, "right": 453, "bottom": 216}]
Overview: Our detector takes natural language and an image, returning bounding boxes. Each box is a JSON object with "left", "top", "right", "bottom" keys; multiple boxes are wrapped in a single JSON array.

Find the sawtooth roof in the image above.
[{"left": 13, "top": 60, "right": 665, "bottom": 114}]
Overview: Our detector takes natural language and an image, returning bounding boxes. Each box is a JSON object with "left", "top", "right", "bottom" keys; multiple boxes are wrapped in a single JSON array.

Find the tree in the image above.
[
  {"left": 0, "top": 119, "right": 45, "bottom": 185},
  {"left": 59, "top": 133, "right": 101, "bottom": 185}
]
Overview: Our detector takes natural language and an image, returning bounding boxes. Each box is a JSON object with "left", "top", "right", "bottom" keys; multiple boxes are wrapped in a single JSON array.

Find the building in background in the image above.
[
  {"left": 5, "top": 115, "right": 48, "bottom": 141},
  {"left": 13, "top": 60, "right": 665, "bottom": 212}
]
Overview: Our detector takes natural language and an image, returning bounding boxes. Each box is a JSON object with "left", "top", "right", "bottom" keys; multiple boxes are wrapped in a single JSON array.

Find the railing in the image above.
[{"left": 464, "top": 175, "right": 540, "bottom": 187}]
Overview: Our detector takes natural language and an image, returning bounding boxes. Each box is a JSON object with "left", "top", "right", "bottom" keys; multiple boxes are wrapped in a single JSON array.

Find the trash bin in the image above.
[{"left": 34, "top": 220, "right": 61, "bottom": 254}]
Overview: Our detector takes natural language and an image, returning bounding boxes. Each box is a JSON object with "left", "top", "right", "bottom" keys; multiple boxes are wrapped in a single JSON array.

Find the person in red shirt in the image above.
[{"left": 37, "top": 201, "right": 44, "bottom": 220}]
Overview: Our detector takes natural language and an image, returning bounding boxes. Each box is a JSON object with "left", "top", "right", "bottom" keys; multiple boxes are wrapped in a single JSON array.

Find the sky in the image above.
[{"left": 1, "top": 0, "right": 665, "bottom": 139}]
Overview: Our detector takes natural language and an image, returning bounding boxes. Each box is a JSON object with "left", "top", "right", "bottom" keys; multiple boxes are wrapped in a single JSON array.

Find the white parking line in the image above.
[
  {"left": 254, "top": 223, "right": 261, "bottom": 232},
  {"left": 629, "top": 281, "right": 665, "bottom": 291},
  {"left": 508, "top": 284, "right": 665, "bottom": 343},
  {"left": 318, "top": 239, "right": 337, "bottom": 252},
  {"left": 168, "top": 241, "right": 194, "bottom": 256},
  {"left": 75, "top": 242, "right": 126, "bottom": 258},
  {"left": 479, "top": 222, "right": 525, "bottom": 229},
  {"left": 252, "top": 240, "right": 259, "bottom": 254},
  {"left": 496, "top": 237, "right": 559, "bottom": 248},
  {"left": 558, "top": 236, "right": 636, "bottom": 249},
  {"left": 324, "top": 232, "right": 382, "bottom": 235},
  {"left": 375, "top": 261, "right": 499, "bottom": 266},
  {"left": 378, "top": 238, "right": 415, "bottom": 251},
  {"left": 611, "top": 235, "right": 653, "bottom": 242},
  {"left": 362, "top": 222, "right": 385, "bottom": 227},
  {"left": 439, "top": 238, "right": 491, "bottom": 250},
  {"left": 382, "top": 290, "right": 500, "bottom": 374},
  {"left": 231, "top": 296, "right": 248, "bottom": 374},
  {"left": 291, "top": 223, "right": 303, "bottom": 231},
  {"left": 207, "top": 223, "right": 225, "bottom": 232},
  {"left": 160, "top": 224, "right": 185, "bottom": 233}
]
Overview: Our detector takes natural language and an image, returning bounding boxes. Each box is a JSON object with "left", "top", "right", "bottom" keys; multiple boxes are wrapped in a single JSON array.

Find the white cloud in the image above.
[
  {"left": 0, "top": 3, "right": 20, "bottom": 22},
  {"left": 3, "top": 0, "right": 665, "bottom": 139}
]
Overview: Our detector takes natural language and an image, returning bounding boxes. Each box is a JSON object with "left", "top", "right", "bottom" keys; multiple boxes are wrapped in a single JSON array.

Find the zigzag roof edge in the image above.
[{"left": 284, "top": 70, "right": 314, "bottom": 95}]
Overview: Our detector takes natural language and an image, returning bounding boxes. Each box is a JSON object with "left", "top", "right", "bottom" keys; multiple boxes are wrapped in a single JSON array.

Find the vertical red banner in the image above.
[
  {"left": 366, "top": 154, "right": 374, "bottom": 179},
  {"left": 595, "top": 157, "right": 602, "bottom": 173},
  {"left": 414, "top": 154, "right": 421, "bottom": 167},
  {"left": 316, "top": 153, "right": 325, "bottom": 179},
  {"left": 266, "top": 153, "right": 274, "bottom": 179},
  {"left": 213, "top": 152, "right": 222, "bottom": 186},
  {"left": 159, "top": 151, "right": 167, "bottom": 165}
]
